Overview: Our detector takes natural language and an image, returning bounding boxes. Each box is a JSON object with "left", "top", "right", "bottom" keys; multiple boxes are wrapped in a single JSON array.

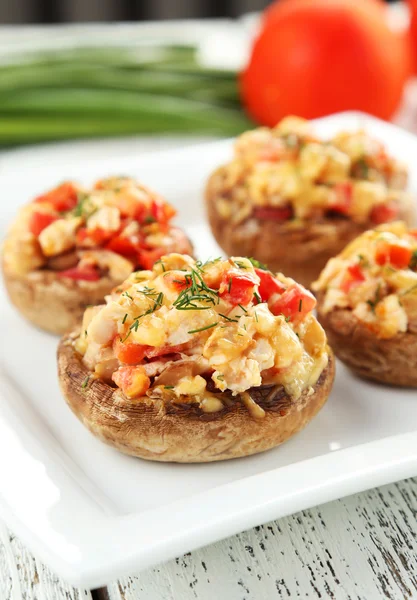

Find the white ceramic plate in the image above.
[{"left": 0, "top": 112, "right": 416, "bottom": 589}]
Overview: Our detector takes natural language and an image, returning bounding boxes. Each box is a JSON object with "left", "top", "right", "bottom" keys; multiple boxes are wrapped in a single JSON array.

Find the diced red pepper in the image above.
[
  {"left": 113, "top": 338, "right": 147, "bottom": 365},
  {"left": 269, "top": 283, "right": 316, "bottom": 323},
  {"left": 58, "top": 265, "right": 100, "bottom": 281},
  {"left": 340, "top": 264, "right": 366, "bottom": 293},
  {"left": 138, "top": 248, "right": 166, "bottom": 270},
  {"left": 253, "top": 205, "right": 293, "bottom": 221},
  {"left": 375, "top": 241, "right": 412, "bottom": 269},
  {"left": 329, "top": 182, "right": 353, "bottom": 215},
  {"left": 219, "top": 270, "right": 258, "bottom": 306},
  {"left": 28, "top": 212, "right": 57, "bottom": 236},
  {"left": 370, "top": 202, "right": 399, "bottom": 225},
  {"left": 106, "top": 235, "right": 138, "bottom": 258},
  {"left": 255, "top": 268, "right": 286, "bottom": 302},
  {"left": 76, "top": 227, "right": 111, "bottom": 248},
  {"left": 162, "top": 272, "right": 189, "bottom": 292},
  {"left": 409, "top": 230, "right": 417, "bottom": 240},
  {"left": 150, "top": 198, "right": 176, "bottom": 224},
  {"left": 34, "top": 182, "right": 78, "bottom": 212},
  {"left": 112, "top": 365, "right": 150, "bottom": 398}
]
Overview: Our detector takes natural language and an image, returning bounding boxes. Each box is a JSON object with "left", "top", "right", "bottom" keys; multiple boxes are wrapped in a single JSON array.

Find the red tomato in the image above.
[
  {"left": 241, "top": 0, "right": 411, "bottom": 124},
  {"left": 113, "top": 338, "right": 147, "bottom": 365},
  {"left": 28, "top": 212, "right": 57, "bottom": 236},
  {"left": 253, "top": 206, "right": 293, "bottom": 221},
  {"left": 255, "top": 268, "right": 286, "bottom": 301},
  {"left": 58, "top": 265, "right": 100, "bottom": 281},
  {"left": 330, "top": 182, "right": 353, "bottom": 215},
  {"left": 375, "top": 241, "right": 412, "bottom": 269},
  {"left": 370, "top": 202, "right": 399, "bottom": 225},
  {"left": 270, "top": 283, "right": 316, "bottom": 322},
  {"left": 138, "top": 248, "right": 166, "bottom": 270},
  {"left": 407, "top": 0, "right": 417, "bottom": 72},
  {"left": 340, "top": 264, "right": 366, "bottom": 293},
  {"left": 219, "top": 270, "right": 258, "bottom": 306},
  {"left": 34, "top": 182, "right": 78, "bottom": 212}
]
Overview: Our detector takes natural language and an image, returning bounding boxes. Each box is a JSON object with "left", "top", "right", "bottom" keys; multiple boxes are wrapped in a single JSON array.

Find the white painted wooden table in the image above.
[{"left": 1, "top": 478, "right": 416, "bottom": 599}]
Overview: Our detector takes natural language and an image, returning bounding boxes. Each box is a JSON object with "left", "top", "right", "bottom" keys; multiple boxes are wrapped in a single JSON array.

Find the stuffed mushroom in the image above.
[
  {"left": 313, "top": 222, "right": 417, "bottom": 386},
  {"left": 206, "top": 117, "right": 413, "bottom": 288},
  {"left": 58, "top": 254, "right": 334, "bottom": 462},
  {"left": 2, "top": 177, "right": 192, "bottom": 334}
]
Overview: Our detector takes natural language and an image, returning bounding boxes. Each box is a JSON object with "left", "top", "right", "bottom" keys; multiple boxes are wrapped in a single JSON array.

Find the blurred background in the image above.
[
  {"left": 0, "top": 0, "right": 399, "bottom": 23},
  {"left": 0, "top": 0, "right": 415, "bottom": 151}
]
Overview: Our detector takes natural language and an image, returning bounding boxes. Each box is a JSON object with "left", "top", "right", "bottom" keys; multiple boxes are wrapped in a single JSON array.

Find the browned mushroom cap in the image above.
[
  {"left": 205, "top": 167, "right": 415, "bottom": 289},
  {"left": 58, "top": 333, "right": 335, "bottom": 463},
  {"left": 316, "top": 297, "right": 417, "bottom": 387},
  {"left": 3, "top": 265, "right": 117, "bottom": 335}
]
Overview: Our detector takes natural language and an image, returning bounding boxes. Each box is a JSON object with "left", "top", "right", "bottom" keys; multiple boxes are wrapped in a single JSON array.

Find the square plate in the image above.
[{"left": 1, "top": 112, "right": 417, "bottom": 589}]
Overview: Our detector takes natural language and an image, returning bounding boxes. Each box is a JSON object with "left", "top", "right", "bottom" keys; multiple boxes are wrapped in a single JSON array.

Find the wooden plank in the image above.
[
  {"left": 0, "top": 522, "right": 93, "bottom": 600},
  {"left": 107, "top": 478, "right": 417, "bottom": 600}
]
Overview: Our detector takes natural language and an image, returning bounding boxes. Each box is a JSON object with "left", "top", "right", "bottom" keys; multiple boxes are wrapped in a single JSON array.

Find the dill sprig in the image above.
[
  {"left": 73, "top": 193, "right": 97, "bottom": 219},
  {"left": 218, "top": 313, "right": 238, "bottom": 323},
  {"left": 248, "top": 257, "right": 269, "bottom": 271},
  {"left": 81, "top": 375, "right": 90, "bottom": 389},
  {"left": 154, "top": 258, "right": 166, "bottom": 272},
  {"left": 188, "top": 322, "right": 218, "bottom": 334},
  {"left": 195, "top": 257, "right": 222, "bottom": 272},
  {"left": 122, "top": 290, "right": 164, "bottom": 341},
  {"left": 173, "top": 267, "right": 219, "bottom": 311},
  {"left": 233, "top": 259, "right": 248, "bottom": 269},
  {"left": 367, "top": 284, "right": 382, "bottom": 313}
]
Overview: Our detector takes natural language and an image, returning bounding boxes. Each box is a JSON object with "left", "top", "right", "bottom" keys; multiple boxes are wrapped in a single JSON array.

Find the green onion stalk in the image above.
[{"left": 0, "top": 44, "right": 253, "bottom": 146}]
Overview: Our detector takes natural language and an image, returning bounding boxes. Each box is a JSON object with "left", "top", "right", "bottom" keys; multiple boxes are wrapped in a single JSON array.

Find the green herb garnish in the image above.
[
  {"left": 298, "top": 299, "right": 303, "bottom": 312},
  {"left": 219, "top": 313, "right": 238, "bottom": 322},
  {"left": 123, "top": 291, "right": 164, "bottom": 341},
  {"left": 195, "top": 257, "right": 222, "bottom": 272},
  {"left": 188, "top": 322, "right": 218, "bottom": 334},
  {"left": 81, "top": 376, "right": 90, "bottom": 389},
  {"left": 173, "top": 268, "right": 219, "bottom": 311},
  {"left": 409, "top": 250, "right": 417, "bottom": 270},
  {"left": 155, "top": 259, "right": 166, "bottom": 272},
  {"left": 238, "top": 304, "right": 248, "bottom": 313},
  {"left": 367, "top": 284, "right": 382, "bottom": 313},
  {"left": 248, "top": 257, "right": 269, "bottom": 270},
  {"left": 354, "top": 157, "right": 369, "bottom": 179},
  {"left": 233, "top": 260, "right": 248, "bottom": 269}
]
